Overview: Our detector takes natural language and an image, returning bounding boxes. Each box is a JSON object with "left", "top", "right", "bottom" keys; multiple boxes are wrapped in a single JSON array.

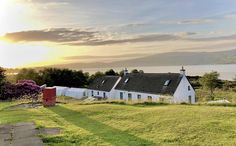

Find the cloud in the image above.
[
  {"left": 190, "top": 35, "right": 236, "bottom": 42},
  {"left": 224, "top": 14, "right": 236, "bottom": 19},
  {"left": 69, "top": 34, "right": 181, "bottom": 46},
  {"left": 3, "top": 28, "right": 192, "bottom": 46},
  {"left": 118, "top": 23, "right": 151, "bottom": 28},
  {"left": 3, "top": 28, "right": 98, "bottom": 43},
  {"left": 160, "top": 18, "right": 214, "bottom": 25},
  {"left": 3, "top": 28, "right": 236, "bottom": 46},
  {"left": 64, "top": 53, "right": 148, "bottom": 60}
]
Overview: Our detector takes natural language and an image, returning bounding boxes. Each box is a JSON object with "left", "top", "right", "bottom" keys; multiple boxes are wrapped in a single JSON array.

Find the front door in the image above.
[
  {"left": 103, "top": 92, "right": 106, "bottom": 98},
  {"left": 188, "top": 95, "right": 191, "bottom": 104},
  {"left": 128, "top": 93, "right": 132, "bottom": 101}
]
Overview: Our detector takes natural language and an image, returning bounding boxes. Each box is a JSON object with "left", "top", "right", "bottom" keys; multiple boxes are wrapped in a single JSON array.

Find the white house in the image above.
[
  {"left": 87, "top": 76, "right": 121, "bottom": 99},
  {"left": 87, "top": 67, "right": 196, "bottom": 103},
  {"left": 113, "top": 67, "right": 195, "bottom": 103}
]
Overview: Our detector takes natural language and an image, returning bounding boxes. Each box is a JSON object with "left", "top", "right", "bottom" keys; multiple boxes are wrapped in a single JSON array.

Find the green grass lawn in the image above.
[
  {"left": 196, "top": 89, "right": 236, "bottom": 103},
  {"left": 0, "top": 101, "right": 236, "bottom": 146}
]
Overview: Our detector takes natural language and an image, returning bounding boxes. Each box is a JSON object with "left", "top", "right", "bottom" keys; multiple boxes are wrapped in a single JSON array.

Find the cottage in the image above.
[
  {"left": 87, "top": 67, "right": 195, "bottom": 103},
  {"left": 114, "top": 67, "right": 195, "bottom": 103},
  {"left": 87, "top": 76, "right": 121, "bottom": 99}
]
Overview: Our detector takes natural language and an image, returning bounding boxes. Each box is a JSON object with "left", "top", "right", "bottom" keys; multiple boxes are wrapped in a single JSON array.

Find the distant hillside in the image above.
[
  {"left": 112, "top": 49, "right": 236, "bottom": 66},
  {"left": 52, "top": 49, "right": 236, "bottom": 69}
]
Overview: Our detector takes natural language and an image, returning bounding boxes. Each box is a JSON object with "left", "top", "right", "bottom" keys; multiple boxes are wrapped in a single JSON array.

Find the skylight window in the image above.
[
  {"left": 124, "top": 78, "right": 129, "bottom": 83},
  {"left": 164, "top": 80, "right": 171, "bottom": 86},
  {"left": 101, "top": 80, "right": 105, "bottom": 84}
]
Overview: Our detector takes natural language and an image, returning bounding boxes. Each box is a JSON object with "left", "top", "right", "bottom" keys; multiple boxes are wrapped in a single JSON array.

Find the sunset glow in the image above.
[{"left": 1, "top": 0, "right": 236, "bottom": 68}]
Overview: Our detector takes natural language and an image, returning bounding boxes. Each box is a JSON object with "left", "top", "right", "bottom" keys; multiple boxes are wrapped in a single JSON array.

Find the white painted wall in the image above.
[
  {"left": 173, "top": 75, "right": 196, "bottom": 103},
  {"left": 87, "top": 89, "right": 111, "bottom": 98},
  {"left": 113, "top": 90, "right": 161, "bottom": 102},
  {"left": 65, "top": 88, "right": 87, "bottom": 99},
  {"left": 87, "top": 77, "right": 121, "bottom": 99},
  {"left": 54, "top": 86, "right": 69, "bottom": 96},
  {"left": 54, "top": 86, "right": 87, "bottom": 99}
]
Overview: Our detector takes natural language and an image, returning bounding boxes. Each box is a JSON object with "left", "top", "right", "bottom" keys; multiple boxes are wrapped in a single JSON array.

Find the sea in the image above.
[{"left": 82, "top": 64, "right": 236, "bottom": 81}]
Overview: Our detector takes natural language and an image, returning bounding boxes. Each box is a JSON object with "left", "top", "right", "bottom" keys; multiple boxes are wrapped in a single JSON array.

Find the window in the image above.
[
  {"left": 188, "top": 86, "right": 191, "bottom": 91},
  {"left": 103, "top": 92, "right": 106, "bottom": 98},
  {"left": 159, "top": 97, "right": 164, "bottom": 102},
  {"left": 91, "top": 91, "right": 94, "bottom": 96},
  {"left": 164, "top": 80, "right": 171, "bottom": 86},
  {"left": 137, "top": 94, "right": 141, "bottom": 101},
  {"left": 101, "top": 80, "right": 105, "bottom": 85},
  {"left": 97, "top": 91, "right": 99, "bottom": 95},
  {"left": 124, "top": 78, "right": 129, "bottom": 83},
  {"left": 147, "top": 96, "right": 152, "bottom": 102},
  {"left": 120, "top": 92, "right": 123, "bottom": 100},
  {"left": 128, "top": 93, "right": 132, "bottom": 101}
]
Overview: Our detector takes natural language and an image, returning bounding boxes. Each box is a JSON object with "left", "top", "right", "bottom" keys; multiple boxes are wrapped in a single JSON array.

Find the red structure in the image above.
[{"left": 43, "top": 87, "right": 56, "bottom": 107}]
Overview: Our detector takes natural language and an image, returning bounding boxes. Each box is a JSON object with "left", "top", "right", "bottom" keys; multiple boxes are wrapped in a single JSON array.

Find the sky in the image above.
[{"left": 1, "top": 0, "right": 236, "bottom": 68}]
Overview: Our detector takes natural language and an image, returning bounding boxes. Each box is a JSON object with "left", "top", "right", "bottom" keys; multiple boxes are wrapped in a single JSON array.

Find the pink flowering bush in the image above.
[
  {"left": 17, "top": 80, "right": 36, "bottom": 84},
  {"left": 1, "top": 80, "right": 41, "bottom": 100}
]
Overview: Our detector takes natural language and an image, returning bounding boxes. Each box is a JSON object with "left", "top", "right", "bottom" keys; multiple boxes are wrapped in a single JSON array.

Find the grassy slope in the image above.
[
  {"left": 0, "top": 102, "right": 236, "bottom": 146},
  {"left": 196, "top": 89, "right": 236, "bottom": 102}
]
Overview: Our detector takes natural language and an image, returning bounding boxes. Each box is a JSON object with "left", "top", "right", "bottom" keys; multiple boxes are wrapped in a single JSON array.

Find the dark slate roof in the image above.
[
  {"left": 115, "top": 73, "right": 183, "bottom": 95},
  {"left": 88, "top": 76, "right": 120, "bottom": 92}
]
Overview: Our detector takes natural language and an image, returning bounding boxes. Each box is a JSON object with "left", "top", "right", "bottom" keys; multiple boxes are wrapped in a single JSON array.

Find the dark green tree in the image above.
[
  {"left": 0, "top": 67, "right": 6, "bottom": 96},
  {"left": 199, "top": 71, "right": 220, "bottom": 100},
  {"left": 233, "top": 75, "right": 236, "bottom": 88},
  {"left": 88, "top": 71, "right": 104, "bottom": 84},
  {"left": 139, "top": 70, "right": 144, "bottom": 74},
  {"left": 39, "top": 68, "right": 88, "bottom": 87},
  {"left": 16, "top": 68, "right": 42, "bottom": 85},
  {"left": 131, "top": 69, "right": 139, "bottom": 73},
  {"left": 119, "top": 70, "right": 124, "bottom": 76},
  {"left": 105, "top": 69, "right": 118, "bottom": 76}
]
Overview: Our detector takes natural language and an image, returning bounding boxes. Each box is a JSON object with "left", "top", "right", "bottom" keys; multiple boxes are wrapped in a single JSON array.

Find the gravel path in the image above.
[{"left": 0, "top": 122, "right": 43, "bottom": 146}]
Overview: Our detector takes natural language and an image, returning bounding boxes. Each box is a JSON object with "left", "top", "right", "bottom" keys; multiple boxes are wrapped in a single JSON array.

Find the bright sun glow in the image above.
[
  {"left": 0, "top": 0, "right": 67, "bottom": 68},
  {"left": 0, "top": 41, "right": 62, "bottom": 68}
]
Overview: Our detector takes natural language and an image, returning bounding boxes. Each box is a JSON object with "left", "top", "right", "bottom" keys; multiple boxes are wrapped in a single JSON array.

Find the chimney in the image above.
[
  {"left": 124, "top": 68, "right": 128, "bottom": 76},
  {"left": 180, "top": 66, "right": 186, "bottom": 76}
]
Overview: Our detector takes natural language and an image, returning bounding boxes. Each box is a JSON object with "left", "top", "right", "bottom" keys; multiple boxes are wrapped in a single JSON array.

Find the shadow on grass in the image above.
[{"left": 49, "top": 105, "right": 155, "bottom": 146}]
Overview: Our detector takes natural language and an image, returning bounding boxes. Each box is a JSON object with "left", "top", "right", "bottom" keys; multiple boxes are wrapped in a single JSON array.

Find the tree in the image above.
[
  {"left": 0, "top": 67, "right": 5, "bottom": 85},
  {"left": 199, "top": 71, "right": 220, "bottom": 100},
  {"left": 139, "top": 70, "right": 144, "bottom": 74},
  {"left": 105, "top": 69, "right": 118, "bottom": 76},
  {"left": 0, "top": 67, "right": 6, "bottom": 97},
  {"left": 119, "top": 70, "right": 124, "bottom": 76},
  {"left": 222, "top": 80, "right": 234, "bottom": 91},
  {"left": 88, "top": 71, "right": 104, "bottom": 84},
  {"left": 39, "top": 68, "right": 88, "bottom": 87},
  {"left": 233, "top": 75, "right": 236, "bottom": 89},
  {"left": 16, "top": 68, "right": 42, "bottom": 85},
  {"left": 131, "top": 69, "right": 139, "bottom": 73}
]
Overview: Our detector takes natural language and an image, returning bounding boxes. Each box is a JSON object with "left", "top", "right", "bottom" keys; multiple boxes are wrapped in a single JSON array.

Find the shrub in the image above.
[
  {"left": 0, "top": 67, "right": 6, "bottom": 97},
  {"left": 0, "top": 80, "right": 41, "bottom": 101}
]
